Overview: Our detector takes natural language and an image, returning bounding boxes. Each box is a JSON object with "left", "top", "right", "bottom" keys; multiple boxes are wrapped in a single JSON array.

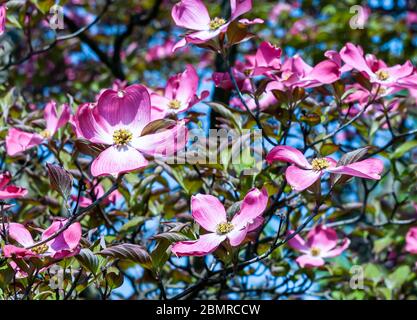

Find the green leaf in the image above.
[
  {"left": 320, "top": 143, "right": 339, "bottom": 156},
  {"left": 390, "top": 140, "right": 417, "bottom": 159},
  {"left": 76, "top": 248, "right": 100, "bottom": 275},
  {"left": 46, "top": 163, "right": 73, "bottom": 201},
  {"left": 385, "top": 265, "right": 411, "bottom": 290},
  {"left": 98, "top": 244, "right": 152, "bottom": 269}
]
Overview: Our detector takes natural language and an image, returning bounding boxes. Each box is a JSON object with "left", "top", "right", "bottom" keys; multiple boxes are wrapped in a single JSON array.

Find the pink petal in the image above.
[
  {"left": 340, "top": 43, "right": 374, "bottom": 76},
  {"left": 230, "top": 0, "right": 252, "bottom": 21},
  {"left": 0, "top": 185, "right": 28, "bottom": 200},
  {"left": 171, "top": 233, "right": 226, "bottom": 257},
  {"left": 238, "top": 18, "right": 264, "bottom": 25},
  {"left": 0, "top": 5, "right": 6, "bottom": 35},
  {"left": 0, "top": 172, "right": 11, "bottom": 189},
  {"left": 8, "top": 223, "right": 34, "bottom": 247},
  {"left": 253, "top": 41, "right": 281, "bottom": 76},
  {"left": 266, "top": 145, "right": 311, "bottom": 168},
  {"left": 44, "top": 101, "right": 70, "bottom": 135},
  {"left": 5, "top": 128, "right": 44, "bottom": 156},
  {"left": 296, "top": 254, "right": 325, "bottom": 268},
  {"left": 304, "top": 60, "right": 340, "bottom": 84},
  {"left": 185, "top": 29, "right": 224, "bottom": 43},
  {"left": 405, "top": 227, "right": 417, "bottom": 254},
  {"left": 231, "top": 188, "right": 268, "bottom": 229},
  {"left": 191, "top": 194, "right": 227, "bottom": 232},
  {"left": 2, "top": 245, "right": 35, "bottom": 258},
  {"left": 42, "top": 220, "right": 81, "bottom": 255},
  {"left": 91, "top": 146, "right": 149, "bottom": 177},
  {"left": 132, "top": 123, "right": 188, "bottom": 158},
  {"left": 175, "top": 65, "right": 199, "bottom": 106},
  {"left": 246, "top": 216, "right": 264, "bottom": 232},
  {"left": 171, "top": 0, "right": 210, "bottom": 30},
  {"left": 287, "top": 231, "right": 309, "bottom": 253},
  {"left": 96, "top": 84, "right": 151, "bottom": 133},
  {"left": 327, "top": 158, "right": 384, "bottom": 180},
  {"left": 285, "top": 165, "right": 321, "bottom": 191},
  {"left": 306, "top": 225, "right": 338, "bottom": 252},
  {"left": 321, "top": 238, "right": 350, "bottom": 258},
  {"left": 74, "top": 103, "right": 113, "bottom": 144},
  {"left": 172, "top": 38, "right": 188, "bottom": 53},
  {"left": 227, "top": 227, "right": 248, "bottom": 246}
]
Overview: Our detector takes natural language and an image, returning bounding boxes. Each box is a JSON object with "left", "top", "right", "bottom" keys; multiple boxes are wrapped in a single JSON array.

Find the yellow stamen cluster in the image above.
[
  {"left": 311, "top": 158, "right": 330, "bottom": 171},
  {"left": 113, "top": 128, "right": 133, "bottom": 146},
  {"left": 376, "top": 70, "right": 389, "bottom": 81},
  {"left": 40, "top": 129, "right": 51, "bottom": 139},
  {"left": 31, "top": 244, "right": 48, "bottom": 255},
  {"left": 216, "top": 221, "right": 234, "bottom": 235},
  {"left": 209, "top": 17, "right": 226, "bottom": 30},
  {"left": 310, "top": 247, "right": 321, "bottom": 257},
  {"left": 168, "top": 99, "right": 182, "bottom": 110}
]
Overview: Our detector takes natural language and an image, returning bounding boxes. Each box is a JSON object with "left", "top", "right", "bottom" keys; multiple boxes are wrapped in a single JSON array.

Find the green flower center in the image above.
[
  {"left": 113, "top": 128, "right": 133, "bottom": 146},
  {"left": 216, "top": 221, "right": 234, "bottom": 235},
  {"left": 31, "top": 244, "right": 48, "bottom": 254},
  {"left": 376, "top": 70, "right": 389, "bottom": 81},
  {"left": 311, "top": 158, "right": 330, "bottom": 171},
  {"left": 168, "top": 99, "right": 182, "bottom": 110},
  {"left": 310, "top": 247, "right": 321, "bottom": 257},
  {"left": 40, "top": 129, "right": 51, "bottom": 139},
  {"left": 209, "top": 17, "right": 226, "bottom": 30}
]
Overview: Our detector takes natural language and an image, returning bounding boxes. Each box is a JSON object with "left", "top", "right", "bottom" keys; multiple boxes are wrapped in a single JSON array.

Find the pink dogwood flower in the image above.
[
  {"left": 145, "top": 38, "right": 177, "bottom": 62},
  {"left": 171, "top": 0, "right": 260, "bottom": 51},
  {"left": 340, "top": 43, "right": 417, "bottom": 89},
  {"left": 268, "top": 55, "right": 340, "bottom": 90},
  {"left": 405, "top": 227, "right": 417, "bottom": 254},
  {"left": 0, "top": 172, "right": 27, "bottom": 200},
  {"left": 288, "top": 225, "right": 350, "bottom": 268},
  {"left": 6, "top": 101, "right": 70, "bottom": 156},
  {"left": 0, "top": 5, "right": 6, "bottom": 35},
  {"left": 172, "top": 188, "right": 268, "bottom": 257},
  {"left": 71, "top": 182, "right": 123, "bottom": 208},
  {"left": 150, "top": 65, "right": 209, "bottom": 118},
  {"left": 266, "top": 146, "right": 384, "bottom": 191},
  {"left": 74, "top": 84, "right": 188, "bottom": 177},
  {"left": 1, "top": 220, "right": 81, "bottom": 260}
]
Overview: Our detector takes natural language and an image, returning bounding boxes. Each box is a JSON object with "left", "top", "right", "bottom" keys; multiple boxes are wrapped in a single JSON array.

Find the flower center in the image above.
[
  {"left": 216, "top": 221, "right": 234, "bottom": 235},
  {"left": 209, "top": 17, "right": 226, "bottom": 30},
  {"left": 311, "top": 158, "right": 330, "bottom": 171},
  {"left": 117, "top": 90, "right": 125, "bottom": 98},
  {"left": 31, "top": 244, "right": 48, "bottom": 255},
  {"left": 40, "top": 129, "right": 51, "bottom": 139},
  {"left": 376, "top": 70, "right": 389, "bottom": 81},
  {"left": 113, "top": 128, "right": 133, "bottom": 146},
  {"left": 310, "top": 247, "right": 321, "bottom": 257},
  {"left": 168, "top": 99, "right": 182, "bottom": 110}
]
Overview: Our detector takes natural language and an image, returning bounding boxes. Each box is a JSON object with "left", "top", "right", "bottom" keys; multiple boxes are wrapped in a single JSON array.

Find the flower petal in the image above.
[
  {"left": 191, "top": 194, "right": 227, "bottom": 232},
  {"left": 8, "top": 223, "right": 34, "bottom": 247},
  {"left": 340, "top": 43, "right": 374, "bottom": 76},
  {"left": 405, "top": 227, "right": 417, "bottom": 254},
  {"left": 44, "top": 101, "right": 70, "bottom": 135},
  {"left": 171, "top": 233, "right": 226, "bottom": 257},
  {"left": 296, "top": 254, "right": 325, "bottom": 268},
  {"left": 327, "top": 158, "right": 384, "bottom": 180},
  {"left": 91, "top": 145, "right": 149, "bottom": 177},
  {"left": 0, "top": 185, "right": 28, "bottom": 200},
  {"left": 132, "top": 123, "right": 188, "bottom": 158},
  {"left": 306, "top": 225, "right": 338, "bottom": 252},
  {"left": 321, "top": 238, "right": 350, "bottom": 258},
  {"left": 231, "top": 188, "right": 268, "bottom": 229},
  {"left": 171, "top": 0, "right": 210, "bottom": 30},
  {"left": 227, "top": 227, "right": 248, "bottom": 247},
  {"left": 285, "top": 165, "right": 321, "bottom": 191},
  {"left": 96, "top": 84, "right": 151, "bottom": 133},
  {"left": 287, "top": 231, "right": 309, "bottom": 253},
  {"left": 74, "top": 103, "right": 113, "bottom": 144},
  {"left": 230, "top": 0, "right": 252, "bottom": 21},
  {"left": 42, "top": 220, "right": 81, "bottom": 254},
  {"left": 266, "top": 145, "right": 311, "bottom": 169},
  {"left": 5, "top": 128, "right": 44, "bottom": 157}
]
